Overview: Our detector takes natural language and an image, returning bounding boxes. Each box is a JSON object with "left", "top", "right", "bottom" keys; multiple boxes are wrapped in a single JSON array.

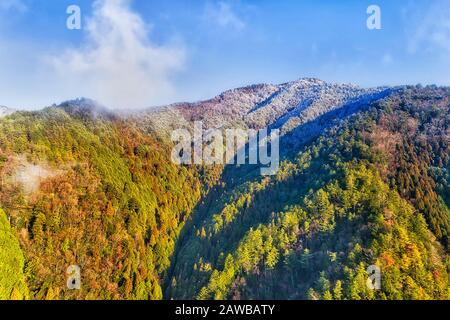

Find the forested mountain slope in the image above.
[
  {"left": 166, "top": 86, "right": 450, "bottom": 300},
  {"left": 0, "top": 81, "right": 448, "bottom": 300},
  {"left": 0, "top": 208, "right": 28, "bottom": 299},
  {"left": 0, "top": 105, "right": 219, "bottom": 299}
]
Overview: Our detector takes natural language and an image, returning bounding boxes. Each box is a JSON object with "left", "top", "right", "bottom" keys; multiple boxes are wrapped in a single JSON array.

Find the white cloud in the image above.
[
  {"left": 0, "top": 0, "right": 27, "bottom": 12},
  {"left": 408, "top": 0, "right": 450, "bottom": 54},
  {"left": 204, "top": 1, "right": 245, "bottom": 31},
  {"left": 49, "top": 0, "right": 186, "bottom": 109}
]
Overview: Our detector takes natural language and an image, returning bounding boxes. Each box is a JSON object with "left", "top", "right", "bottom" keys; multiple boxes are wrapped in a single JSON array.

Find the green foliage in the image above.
[
  {"left": 0, "top": 109, "right": 209, "bottom": 299},
  {"left": 1, "top": 86, "right": 449, "bottom": 300},
  {"left": 168, "top": 87, "right": 450, "bottom": 300},
  {"left": 195, "top": 164, "right": 449, "bottom": 300},
  {"left": 0, "top": 209, "right": 29, "bottom": 300}
]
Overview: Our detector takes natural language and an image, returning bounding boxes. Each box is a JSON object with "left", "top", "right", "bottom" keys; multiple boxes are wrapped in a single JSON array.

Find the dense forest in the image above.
[
  {"left": 0, "top": 86, "right": 449, "bottom": 300},
  {"left": 166, "top": 86, "right": 450, "bottom": 300},
  {"left": 0, "top": 105, "right": 220, "bottom": 299}
]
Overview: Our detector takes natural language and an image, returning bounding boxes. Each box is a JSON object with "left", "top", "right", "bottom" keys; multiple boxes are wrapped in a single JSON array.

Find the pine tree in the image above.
[
  {"left": 265, "top": 247, "right": 279, "bottom": 269},
  {"left": 333, "top": 280, "right": 343, "bottom": 300}
]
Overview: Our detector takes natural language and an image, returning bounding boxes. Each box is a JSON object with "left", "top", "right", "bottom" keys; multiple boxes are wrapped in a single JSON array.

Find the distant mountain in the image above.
[
  {"left": 0, "top": 79, "right": 448, "bottom": 300},
  {"left": 138, "top": 78, "right": 391, "bottom": 138},
  {"left": 0, "top": 106, "right": 15, "bottom": 118},
  {"left": 56, "top": 98, "right": 117, "bottom": 120}
]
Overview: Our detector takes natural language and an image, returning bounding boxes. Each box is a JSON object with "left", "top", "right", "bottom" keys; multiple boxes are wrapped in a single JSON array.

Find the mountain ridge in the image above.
[{"left": 134, "top": 78, "right": 399, "bottom": 141}]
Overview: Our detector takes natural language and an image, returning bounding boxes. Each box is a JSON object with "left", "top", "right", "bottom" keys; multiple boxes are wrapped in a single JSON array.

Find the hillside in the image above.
[
  {"left": 166, "top": 86, "right": 450, "bottom": 300},
  {"left": 0, "top": 80, "right": 448, "bottom": 300},
  {"left": 0, "top": 106, "right": 220, "bottom": 299}
]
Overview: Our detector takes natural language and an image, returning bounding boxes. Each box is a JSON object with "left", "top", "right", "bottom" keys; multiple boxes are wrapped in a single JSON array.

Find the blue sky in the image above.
[{"left": 1, "top": 0, "right": 450, "bottom": 109}]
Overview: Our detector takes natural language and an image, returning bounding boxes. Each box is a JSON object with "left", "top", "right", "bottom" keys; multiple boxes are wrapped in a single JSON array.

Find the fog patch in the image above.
[{"left": 11, "top": 157, "right": 60, "bottom": 194}]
